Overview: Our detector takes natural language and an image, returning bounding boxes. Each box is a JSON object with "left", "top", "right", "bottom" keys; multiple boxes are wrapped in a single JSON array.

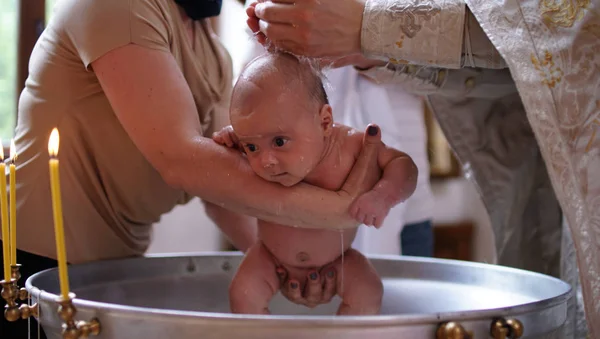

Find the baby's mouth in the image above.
[{"left": 272, "top": 172, "right": 287, "bottom": 177}]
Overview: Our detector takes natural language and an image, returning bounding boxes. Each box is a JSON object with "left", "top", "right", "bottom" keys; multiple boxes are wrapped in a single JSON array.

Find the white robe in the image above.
[{"left": 323, "top": 67, "right": 433, "bottom": 255}]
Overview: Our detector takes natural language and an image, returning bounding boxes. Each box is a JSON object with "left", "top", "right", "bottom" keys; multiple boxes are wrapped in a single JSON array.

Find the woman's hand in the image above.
[
  {"left": 276, "top": 266, "right": 337, "bottom": 307},
  {"left": 246, "top": 0, "right": 366, "bottom": 57}
]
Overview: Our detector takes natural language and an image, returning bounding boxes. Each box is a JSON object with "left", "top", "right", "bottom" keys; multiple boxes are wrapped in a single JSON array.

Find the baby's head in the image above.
[{"left": 230, "top": 52, "right": 333, "bottom": 187}]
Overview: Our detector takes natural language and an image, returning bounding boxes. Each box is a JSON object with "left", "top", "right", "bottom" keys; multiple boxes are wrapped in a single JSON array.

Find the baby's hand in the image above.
[
  {"left": 212, "top": 125, "right": 240, "bottom": 149},
  {"left": 349, "top": 189, "right": 393, "bottom": 228}
]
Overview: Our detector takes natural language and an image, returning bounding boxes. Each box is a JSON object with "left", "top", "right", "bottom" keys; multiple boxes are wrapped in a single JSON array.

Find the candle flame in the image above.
[
  {"left": 48, "top": 128, "right": 60, "bottom": 157},
  {"left": 0, "top": 139, "right": 3, "bottom": 161},
  {"left": 9, "top": 139, "right": 16, "bottom": 162}
]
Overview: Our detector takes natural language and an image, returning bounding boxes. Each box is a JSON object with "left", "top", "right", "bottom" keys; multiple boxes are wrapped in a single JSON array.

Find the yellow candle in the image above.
[
  {"left": 48, "top": 128, "right": 70, "bottom": 299},
  {"left": 0, "top": 144, "right": 10, "bottom": 281},
  {"left": 9, "top": 140, "right": 16, "bottom": 266}
]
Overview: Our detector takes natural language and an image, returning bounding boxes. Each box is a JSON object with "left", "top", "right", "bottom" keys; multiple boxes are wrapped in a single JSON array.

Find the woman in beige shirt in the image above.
[{"left": 1, "top": 1, "right": 410, "bottom": 337}]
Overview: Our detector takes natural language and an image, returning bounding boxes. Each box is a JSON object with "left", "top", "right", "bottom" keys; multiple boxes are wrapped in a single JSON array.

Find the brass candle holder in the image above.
[
  {"left": 11, "top": 263, "right": 22, "bottom": 281},
  {"left": 2, "top": 263, "right": 101, "bottom": 339},
  {"left": 57, "top": 293, "right": 101, "bottom": 339},
  {"left": 10, "top": 264, "right": 29, "bottom": 301},
  {"left": 3, "top": 129, "right": 101, "bottom": 338},
  {"left": 11, "top": 263, "right": 30, "bottom": 302},
  {"left": 1, "top": 263, "right": 38, "bottom": 322}
]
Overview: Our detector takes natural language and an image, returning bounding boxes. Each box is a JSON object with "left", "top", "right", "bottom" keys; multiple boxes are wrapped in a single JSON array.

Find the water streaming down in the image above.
[
  {"left": 249, "top": 30, "right": 336, "bottom": 86},
  {"left": 340, "top": 230, "right": 344, "bottom": 297}
]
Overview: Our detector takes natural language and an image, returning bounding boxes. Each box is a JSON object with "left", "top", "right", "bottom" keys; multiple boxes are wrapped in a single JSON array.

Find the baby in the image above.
[{"left": 211, "top": 52, "right": 416, "bottom": 315}]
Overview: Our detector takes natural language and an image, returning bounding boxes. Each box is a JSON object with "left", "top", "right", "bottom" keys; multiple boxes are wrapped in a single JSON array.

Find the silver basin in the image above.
[{"left": 26, "top": 252, "right": 571, "bottom": 338}]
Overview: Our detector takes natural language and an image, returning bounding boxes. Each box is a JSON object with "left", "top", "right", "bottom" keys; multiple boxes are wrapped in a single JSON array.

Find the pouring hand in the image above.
[{"left": 246, "top": 0, "right": 365, "bottom": 58}]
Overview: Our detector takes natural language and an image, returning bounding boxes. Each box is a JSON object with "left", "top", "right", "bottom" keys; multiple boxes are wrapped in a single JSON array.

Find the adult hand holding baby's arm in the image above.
[{"left": 350, "top": 125, "right": 418, "bottom": 228}]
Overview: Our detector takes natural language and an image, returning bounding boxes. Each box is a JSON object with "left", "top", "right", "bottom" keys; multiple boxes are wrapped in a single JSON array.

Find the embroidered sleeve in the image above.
[
  {"left": 356, "top": 64, "right": 517, "bottom": 98},
  {"left": 361, "top": 0, "right": 466, "bottom": 69}
]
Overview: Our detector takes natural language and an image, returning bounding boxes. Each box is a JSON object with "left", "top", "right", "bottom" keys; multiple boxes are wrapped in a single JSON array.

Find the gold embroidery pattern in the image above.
[
  {"left": 531, "top": 51, "right": 564, "bottom": 88},
  {"left": 388, "top": 58, "right": 409, "bottom": 64},
  {"left": 387, "top": 1, "right": 441, "bottom": 38},
  {"left": 540, "top": 0, "right": 590, "bottom": 29}
]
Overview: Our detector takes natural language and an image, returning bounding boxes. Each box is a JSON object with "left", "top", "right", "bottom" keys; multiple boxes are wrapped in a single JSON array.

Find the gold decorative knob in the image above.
[
  {"left": 491, "top": 317, "right": 524, "bottom": 338},
  {"left": 19, "top": 303, "right": 39, "bottom": 319},
  {"left": 506, "top": 319, "right": 524, "bottom": 337},
  {"left": 4, "top": 305, "right": 21, "bottom": 322},
  {"left": 11, "top": 264, "right": 22, "bottom": 282},
  {"left": 436, "top": 321, "right": 473, "bottom": 339},
  {"left": 77, "top": 319, "right": 101, "bottom": 337},
  {"left": 18, "top": 287, "right": 29, "bottom": 301}
]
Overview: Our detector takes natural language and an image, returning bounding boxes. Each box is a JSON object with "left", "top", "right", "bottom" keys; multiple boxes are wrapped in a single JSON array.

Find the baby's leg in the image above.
[
  {"left": 334, "top": 249, "right": 383, "bottom": 315},
  {"left": 229, "top": 242, "right": 280, "bottom": 314}
]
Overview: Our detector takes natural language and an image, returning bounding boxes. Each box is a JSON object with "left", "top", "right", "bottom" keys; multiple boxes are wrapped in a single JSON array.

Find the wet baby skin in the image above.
[{"left": 212, "top": 53, "right": 416, "bottom": 315}]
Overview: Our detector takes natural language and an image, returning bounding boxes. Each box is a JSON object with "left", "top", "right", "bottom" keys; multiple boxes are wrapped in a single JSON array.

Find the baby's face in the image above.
[{"left": 231, "top": 89, "right": 330, "bottom": 187}]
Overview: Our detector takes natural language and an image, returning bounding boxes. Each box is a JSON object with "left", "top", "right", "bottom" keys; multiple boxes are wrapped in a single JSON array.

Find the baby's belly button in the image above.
[
  {"left": 273, "top": 249, "right": 338, "bottom": 268},
  {"left": 295, "top": 251, "right": 311, "bottom": 263}
]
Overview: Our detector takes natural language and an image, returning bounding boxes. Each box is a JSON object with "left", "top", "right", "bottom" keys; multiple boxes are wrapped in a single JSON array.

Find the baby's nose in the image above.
[{"left": 261, "top": 152, "right": 278, "bottom": 169}]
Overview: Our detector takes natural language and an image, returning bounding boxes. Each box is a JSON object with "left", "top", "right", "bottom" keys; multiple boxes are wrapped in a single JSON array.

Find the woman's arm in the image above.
[
  {"left": 92, "top": 44, "right": 383, "bottom": 230},
  {"left": 203, "top": 201, "right": 257, "bottom": 253}
]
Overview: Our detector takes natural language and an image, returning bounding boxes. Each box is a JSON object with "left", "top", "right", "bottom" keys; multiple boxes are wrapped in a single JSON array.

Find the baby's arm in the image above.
[
  {"left": 350, "top": 140, "right": 418, "bottom": 228},
  {"left": 373, "top": 143, "right": 418, "bottom": 205},
  {"left": 212, "top": 125, "right": 243, "bottom": 151}
]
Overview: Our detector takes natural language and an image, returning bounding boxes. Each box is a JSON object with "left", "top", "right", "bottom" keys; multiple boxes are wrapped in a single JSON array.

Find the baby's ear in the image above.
[{"left": 319, "top": 104, "right": 333, "bottom": 136}]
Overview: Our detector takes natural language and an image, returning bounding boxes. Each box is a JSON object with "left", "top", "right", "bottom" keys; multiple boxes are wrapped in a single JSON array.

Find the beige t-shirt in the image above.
[{"left": 12, "top": 0, "right": 232, "bottom": 263}]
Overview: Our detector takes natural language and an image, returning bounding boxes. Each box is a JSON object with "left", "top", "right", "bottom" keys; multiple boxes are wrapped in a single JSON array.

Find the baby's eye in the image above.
[
  {"left": 273, "top": 137, "right": 288, "bottom": 147},
  {"left": 246, "top": 144, "right": 257, "bottom": 152}
]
